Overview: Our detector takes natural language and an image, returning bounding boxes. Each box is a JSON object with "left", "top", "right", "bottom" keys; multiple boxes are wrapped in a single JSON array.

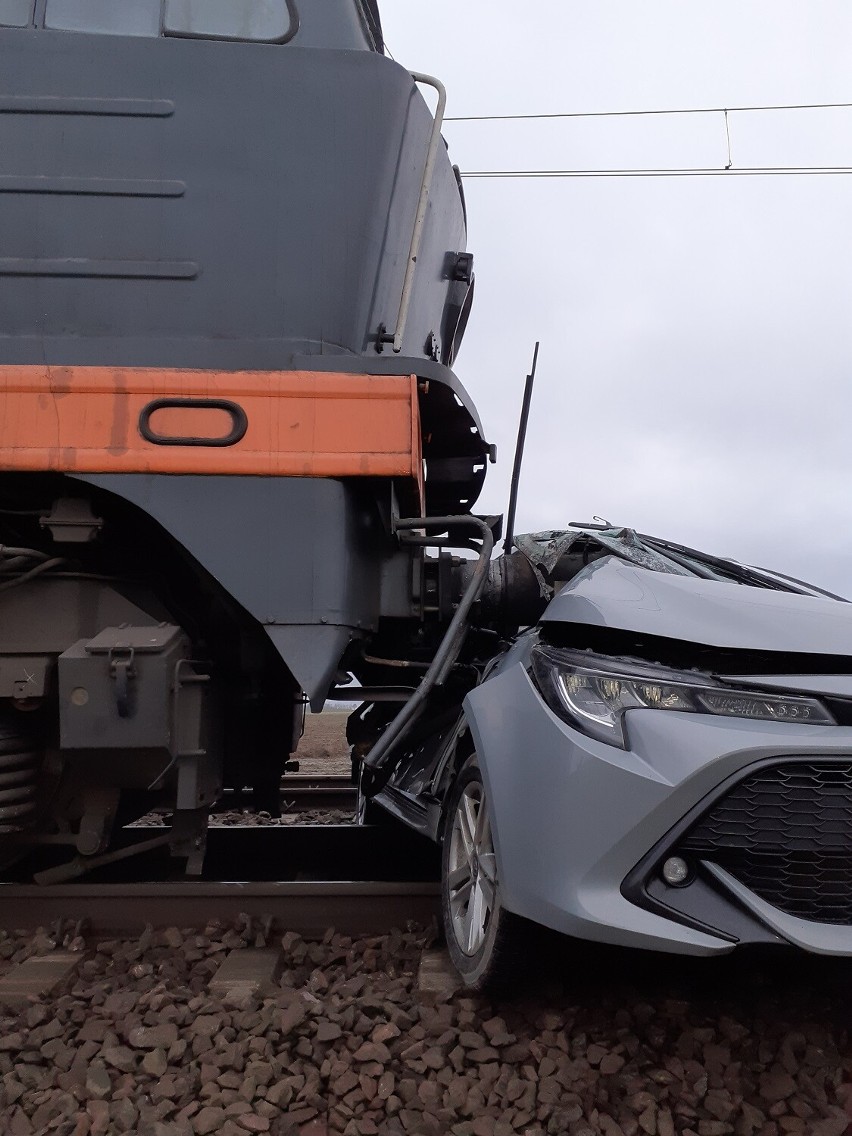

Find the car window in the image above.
[
  {"left": 0, "top": 0, "right": 34, "bottom": 26},
  {"left": 164, "top": 0, "right": 295, "bottom": 42},
  {"left": 44, "top": 0, "right": 161, "bottom": 36}
]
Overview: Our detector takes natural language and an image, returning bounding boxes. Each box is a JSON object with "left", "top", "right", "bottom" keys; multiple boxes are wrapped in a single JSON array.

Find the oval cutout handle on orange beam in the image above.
[{"left": 138, "top": 398, "right": 248, "bottom": 447}]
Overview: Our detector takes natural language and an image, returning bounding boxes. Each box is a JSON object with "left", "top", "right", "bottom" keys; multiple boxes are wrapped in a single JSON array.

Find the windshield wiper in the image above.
[{"left": 637, "top": 534, "right": 807, "bottom": 594}]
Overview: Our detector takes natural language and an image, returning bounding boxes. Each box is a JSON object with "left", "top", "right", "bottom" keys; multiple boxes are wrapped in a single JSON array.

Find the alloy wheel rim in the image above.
[{"left": 447, "top": 780, "right": 497, "bottom": 956}]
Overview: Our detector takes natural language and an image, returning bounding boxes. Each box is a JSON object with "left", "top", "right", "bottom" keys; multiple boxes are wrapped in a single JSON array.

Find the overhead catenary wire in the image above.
[
  {"left": 445, "top": 99, "right": 852, "bottom": 179},
  {"left": 445, "top": 100, "right": 852, "bottom": 123},
  {"left": 461, "top": 166, "right": 852, "bottom": 179}
]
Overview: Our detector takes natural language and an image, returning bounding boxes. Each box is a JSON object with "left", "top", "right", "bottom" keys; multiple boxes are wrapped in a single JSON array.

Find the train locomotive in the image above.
[{"left": 0, "top": 0, "right": 496, "bottom": 880}]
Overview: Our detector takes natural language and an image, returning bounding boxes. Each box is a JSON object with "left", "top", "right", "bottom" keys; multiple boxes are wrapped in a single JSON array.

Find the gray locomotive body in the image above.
[{"left": 0, "top": 0, "right": 490, "bottom": 873}]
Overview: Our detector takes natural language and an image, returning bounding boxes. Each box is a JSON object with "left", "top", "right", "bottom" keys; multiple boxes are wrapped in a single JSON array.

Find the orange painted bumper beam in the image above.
[{"left": 0, "top": 366, "right": 424, "bottom": 503}]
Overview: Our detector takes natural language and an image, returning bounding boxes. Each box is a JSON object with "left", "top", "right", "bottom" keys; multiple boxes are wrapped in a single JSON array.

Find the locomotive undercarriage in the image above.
[
  {"left": 0, "top": 473, "right": 499, "bottom": 882},
  {"left": 0, "top": 0, "right": 493, "bottom": 882},
  {"left": 0, "top": 475, "right": 310, "bottom": 881}
]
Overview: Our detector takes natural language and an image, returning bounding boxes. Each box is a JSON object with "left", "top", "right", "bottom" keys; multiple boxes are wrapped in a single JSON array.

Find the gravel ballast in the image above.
[
  {"left": 132, "top": 809, "right": 355, "bottom": 829},
  {"left": 0, "top": 922, "right": 850, "bottom": 1136}
]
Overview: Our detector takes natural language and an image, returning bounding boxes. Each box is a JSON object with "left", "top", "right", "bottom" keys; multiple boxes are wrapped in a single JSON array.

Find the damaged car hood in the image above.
[{"left": 542, "top": 556, "right": 852, "bottom": 655}]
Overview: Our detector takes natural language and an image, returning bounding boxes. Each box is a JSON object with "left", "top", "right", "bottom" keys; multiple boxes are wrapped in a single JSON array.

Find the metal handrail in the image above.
[{"left": 391, "top": 72, "right": 448, "bottom": 354}]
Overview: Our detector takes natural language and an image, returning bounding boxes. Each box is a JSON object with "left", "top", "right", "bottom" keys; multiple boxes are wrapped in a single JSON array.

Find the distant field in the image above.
[{"left": 298, "top": 710, "right": 351, "bottom": 776}]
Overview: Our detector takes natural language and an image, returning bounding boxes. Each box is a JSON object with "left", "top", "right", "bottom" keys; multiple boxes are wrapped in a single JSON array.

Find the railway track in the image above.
[
  {"left": 282, "top": 777, "right": 357, "bottom": 812},
  {"left": 0, "top": 819, "right": 440, "bottom": 935},
  {"left": 0, "top": 881, "right": 438, "bottom": 936},
  {"left": 215, "top": 775, "right": 357, "bottom": 814}
]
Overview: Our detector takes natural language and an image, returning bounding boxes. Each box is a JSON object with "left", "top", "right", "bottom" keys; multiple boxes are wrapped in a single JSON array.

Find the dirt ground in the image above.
[{"left": 297, "top": 714, "right": 352, "bottom": 778}]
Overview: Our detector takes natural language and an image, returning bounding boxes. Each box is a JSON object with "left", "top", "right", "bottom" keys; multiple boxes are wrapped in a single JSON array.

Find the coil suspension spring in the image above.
[{"left": 0, "top": 716, "right": 42, "bottom": 833}]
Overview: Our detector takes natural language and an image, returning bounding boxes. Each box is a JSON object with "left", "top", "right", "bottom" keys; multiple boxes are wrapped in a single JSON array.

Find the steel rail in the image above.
[
  {"left": 0, "top": 880, "right": 439, "bottom": 936},
  {"left": 218, "top": 779, "right": 357, "bottom": 812},
  {"left": 0, "top": 823, "right": 440, "bottom": 934}
]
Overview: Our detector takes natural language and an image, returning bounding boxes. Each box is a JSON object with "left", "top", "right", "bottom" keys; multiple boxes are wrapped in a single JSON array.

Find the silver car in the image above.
[{"left": 362, "top": 526, "right": 852, "bottom": 986}]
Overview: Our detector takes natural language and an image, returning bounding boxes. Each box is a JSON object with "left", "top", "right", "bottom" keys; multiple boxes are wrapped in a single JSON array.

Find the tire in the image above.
[{"left": 441, "top": 759, "right": 523, "bottom": 989}]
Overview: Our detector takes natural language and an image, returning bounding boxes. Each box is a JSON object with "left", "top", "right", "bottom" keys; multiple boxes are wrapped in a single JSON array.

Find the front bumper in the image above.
[{"left": 464, "top": 648, "right": 852, "bottom": 956}]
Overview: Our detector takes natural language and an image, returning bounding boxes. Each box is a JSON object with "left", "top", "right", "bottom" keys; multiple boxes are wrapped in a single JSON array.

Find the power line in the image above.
[
  {"left": 446, "top": 100, "right": 852, "bottom": 123},
  {"left": 447, "top": 101, "right": 852, "bottom": 179},
  {"left": 461, "top": 166, "right": 852, "bottom": 179}
]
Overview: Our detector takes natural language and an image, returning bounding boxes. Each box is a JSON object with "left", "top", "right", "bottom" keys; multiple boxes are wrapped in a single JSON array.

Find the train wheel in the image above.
[{"left": 441, "top": 759, "right": 523, "bottom": 989}]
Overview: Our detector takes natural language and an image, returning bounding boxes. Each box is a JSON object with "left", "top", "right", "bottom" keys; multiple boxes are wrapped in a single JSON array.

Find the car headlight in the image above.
[{"left": 530, "top": 645, "right": 836, "bottom": 748}]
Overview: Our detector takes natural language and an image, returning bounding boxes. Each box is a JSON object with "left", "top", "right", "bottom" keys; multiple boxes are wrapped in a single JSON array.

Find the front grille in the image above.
[{"left": 680, "top": 761, "right": 852, "bottom": 924}]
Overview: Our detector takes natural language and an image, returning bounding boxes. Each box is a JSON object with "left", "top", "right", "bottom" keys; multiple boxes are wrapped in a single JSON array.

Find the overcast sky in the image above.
[{"left": 381, "top": 3, "right": 852, "bottom": 594}]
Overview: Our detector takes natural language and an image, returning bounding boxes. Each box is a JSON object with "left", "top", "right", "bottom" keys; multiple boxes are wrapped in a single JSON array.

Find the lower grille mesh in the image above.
[{"left": 680, "top": 762, "right": 852, "bottom": 925}]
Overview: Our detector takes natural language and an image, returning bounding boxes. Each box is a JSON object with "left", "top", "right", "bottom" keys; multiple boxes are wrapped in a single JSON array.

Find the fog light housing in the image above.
[{"left": 662, "top": 856, "right": 691, "bottom": 886}]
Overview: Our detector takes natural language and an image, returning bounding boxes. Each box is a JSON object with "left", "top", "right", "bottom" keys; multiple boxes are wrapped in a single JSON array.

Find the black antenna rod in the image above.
[{"left": 503, "top": 341, "right": 539, "bottom": 552}]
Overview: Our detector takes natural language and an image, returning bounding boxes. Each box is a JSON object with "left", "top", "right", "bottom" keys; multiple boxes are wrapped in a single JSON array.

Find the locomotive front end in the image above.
[{"left": 0, "top": 0, "right": 489, "bottom": 878}]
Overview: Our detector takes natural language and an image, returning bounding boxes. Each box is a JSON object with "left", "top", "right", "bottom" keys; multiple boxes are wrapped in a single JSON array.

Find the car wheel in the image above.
[
  {"left": 441, "top": 760, "right": 521, "bottom": 988},
  {"left": 355, "top": 762, "right": 391, "bottom": 827}
]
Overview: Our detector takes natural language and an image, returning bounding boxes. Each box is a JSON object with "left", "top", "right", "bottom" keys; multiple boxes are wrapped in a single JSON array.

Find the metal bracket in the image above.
[
  {"left": 375, "top": 322, "right": 393, "bottom": 353},
  {"left": 169, "top": 807, "right": 209, "bottom": 877},
  {"left": 450, "top": 251, "right": 474, "bottom": 283},
  {"left": 39, "top": 497, "right": 104, "bottom": 544},
  {"left": 108, "top": 647, "right": 136, "bottom": 718}
]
